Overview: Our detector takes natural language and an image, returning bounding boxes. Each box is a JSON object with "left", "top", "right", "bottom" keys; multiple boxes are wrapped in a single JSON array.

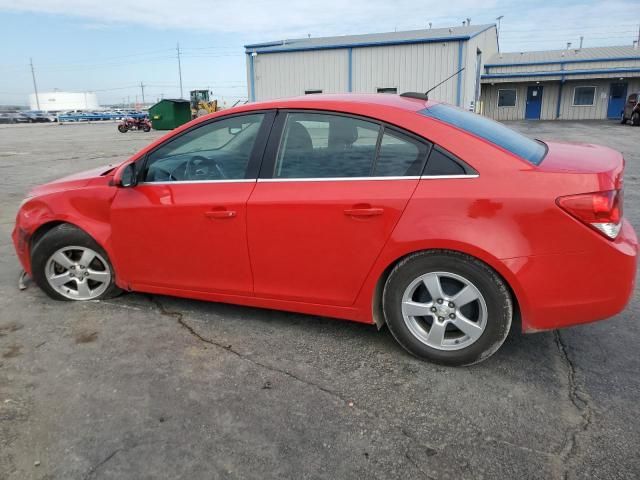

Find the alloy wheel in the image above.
[
  {"left": 45, "top": 246, "right": 111, "bottom": 300},
  {"left": 401, "top": 271, "right": 487, "bottom": 351}
]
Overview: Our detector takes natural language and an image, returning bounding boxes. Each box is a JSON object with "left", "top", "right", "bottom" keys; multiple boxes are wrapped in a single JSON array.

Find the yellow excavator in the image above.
[{"left": 190, "top": 90, "right": 218, "bottom": 118}]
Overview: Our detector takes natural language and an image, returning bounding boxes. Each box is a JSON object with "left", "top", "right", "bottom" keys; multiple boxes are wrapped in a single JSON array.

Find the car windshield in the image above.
[{"left": 418, "top": 103, "right": 547, "bottom": 165}]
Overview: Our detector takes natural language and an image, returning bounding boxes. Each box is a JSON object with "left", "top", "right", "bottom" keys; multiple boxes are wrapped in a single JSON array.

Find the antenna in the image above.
[
  {"left": 424, "top": 67, "right": 465, "bottom": 99},
  {"left": 400, "top": 67, "right": 466, "bottom": 101}
]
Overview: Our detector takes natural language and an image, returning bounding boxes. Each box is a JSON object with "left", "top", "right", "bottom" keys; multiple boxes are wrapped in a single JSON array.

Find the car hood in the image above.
[{"left": 28, "top": 164, "right": 117, "bottom": 197}]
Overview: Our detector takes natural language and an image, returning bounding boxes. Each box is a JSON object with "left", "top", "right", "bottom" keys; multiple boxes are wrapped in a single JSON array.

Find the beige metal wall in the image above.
[
  {"left": 462, "top": 27, "right": 499, "bottom": 111},
  {"left": 250, "top": 49, "right": 349, "bottom": 100},
  {"left": 248, "top": 31, "right": 498, "bottom": 104},
  {"left": 351, "top": 41, "right": 461, "bottom": 104},
  {"left": 481, "top": 78, "right": 640, "bottom": 120}
]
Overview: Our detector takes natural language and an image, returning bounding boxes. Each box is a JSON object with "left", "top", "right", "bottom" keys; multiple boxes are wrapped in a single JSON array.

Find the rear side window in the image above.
[
  {"left": 419, "top": 104, "right": 546, "bottom": 165},
  {"left": 424, "top": 147, "right": 467, "bottom": 176},
  {"left": 274, "top": 113, "right": 380, "bottom": 178},
  {"left": 374, "top": 129, "right": 429, "bottom": 176}
]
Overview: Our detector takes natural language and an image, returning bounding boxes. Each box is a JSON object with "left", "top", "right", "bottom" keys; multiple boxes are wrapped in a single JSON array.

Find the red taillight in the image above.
[{"left": 557, "top": 190, "right": 623, "bottom": 239}]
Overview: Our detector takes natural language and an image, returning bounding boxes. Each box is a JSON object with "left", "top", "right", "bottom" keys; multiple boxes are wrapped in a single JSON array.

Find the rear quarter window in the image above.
[{"left": 419, "top": 104, "right": 547, "bottom": 165}]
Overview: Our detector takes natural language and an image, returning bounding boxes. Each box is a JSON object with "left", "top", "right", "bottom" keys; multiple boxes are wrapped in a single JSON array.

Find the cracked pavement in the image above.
[{"left": 0, "top": 121, "right": 639, "bottom": 479}]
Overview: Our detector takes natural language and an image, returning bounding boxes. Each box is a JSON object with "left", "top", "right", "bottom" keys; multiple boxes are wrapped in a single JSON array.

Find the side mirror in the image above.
[{"left": 119, "top": 163, "right": 137, "bottom": 187}]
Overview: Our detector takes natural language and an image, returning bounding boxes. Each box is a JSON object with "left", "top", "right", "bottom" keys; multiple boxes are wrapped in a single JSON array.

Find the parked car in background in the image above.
[
  {"left": 621, "top": 92, "right": 640, "bottom": 125},
  {"left": 12, "top": 94, "right": 637, "bottom": 366},
  {"left": 24, "top": 111, "right": 57, "bottom": 123},
  {"left": 0, "top": 111, "right": 31, "bottom": 123}
]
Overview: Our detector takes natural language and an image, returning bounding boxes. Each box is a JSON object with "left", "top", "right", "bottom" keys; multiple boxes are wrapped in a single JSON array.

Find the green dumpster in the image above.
[{"left": 149, "top": 99, "right": 191, "bottom": 130}]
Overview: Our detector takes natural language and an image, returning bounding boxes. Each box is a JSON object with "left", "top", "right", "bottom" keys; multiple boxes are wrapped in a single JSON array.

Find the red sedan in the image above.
[{"left": 12, "top": 94, "right": 637, "bottom": 365}]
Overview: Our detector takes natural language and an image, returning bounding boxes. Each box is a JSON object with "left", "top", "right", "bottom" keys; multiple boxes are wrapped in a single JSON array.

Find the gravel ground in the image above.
[{"left": 0, "top": 120, "right": 638, "bottom": 480}]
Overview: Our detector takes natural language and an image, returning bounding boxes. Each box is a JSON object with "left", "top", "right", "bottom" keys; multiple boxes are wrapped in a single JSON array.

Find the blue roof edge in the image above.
[
  {"left": 482, "top": 67, "right": 640, "bottom": 79},
  {"left": 244, "top": 24, "right": 495, "bottom": 54},
  {"left": 485, "top": 55, "right": 640, "bottom": 68}
]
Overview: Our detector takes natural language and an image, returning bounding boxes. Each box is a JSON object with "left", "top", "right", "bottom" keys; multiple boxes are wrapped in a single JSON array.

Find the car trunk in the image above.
[{"left": 537, "top": 141, "right": 625, "bottom": 239}]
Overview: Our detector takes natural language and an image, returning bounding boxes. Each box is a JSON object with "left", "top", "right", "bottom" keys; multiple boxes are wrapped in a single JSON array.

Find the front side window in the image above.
[
  {"left": 573, "top": 86, "right": 596, "bottom": 106},
  {"left": 274, "top": 113, "right": 381, "bottom": 178},
  {"left": 144, "top": 114, "right": 264, "bottom": 182},
  {"left": 497, "top": 89, "right": 516, "bottom": 107},
  {"left": 418, "top": 103, "right": 547, "bottom": 165}
]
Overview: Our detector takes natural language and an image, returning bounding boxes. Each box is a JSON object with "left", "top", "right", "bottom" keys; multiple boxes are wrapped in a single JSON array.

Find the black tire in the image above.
[
  {"left": 382, "top": 250, "right": 512, "bottom": 366},
  {"left": 632, "top": 112, "right": 640, "bottom": 126},
  {"left": 143, "top": 125, "right": 151, "bottom": 132},
  {"left": 117, "top": 124, "right": 128, "bottom": 133},
  {"left": 31, "top": 224, "right": 122, "bottom": 301}
]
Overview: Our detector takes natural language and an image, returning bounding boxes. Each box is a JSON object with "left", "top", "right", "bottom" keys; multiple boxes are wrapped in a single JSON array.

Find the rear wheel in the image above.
[
  {"left": 31, "top": 224, "right": 122, "bottom": 301},
  {"left": 632, "top": 112, "right": 640, "bottom": 126},
  {"left": 117, "top": 124, "right": 128, "bottom": 133},
  {"left": 143, "top": 124, "right": 151, "bottom": 132},
  {"left": 382, "top": 251, "right": 512, "bottom": 366}
]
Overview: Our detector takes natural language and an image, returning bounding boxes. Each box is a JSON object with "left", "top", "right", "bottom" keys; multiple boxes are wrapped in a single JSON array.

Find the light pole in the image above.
[{"left": 30, "top": 58, "right": 40, "bottom": 110}]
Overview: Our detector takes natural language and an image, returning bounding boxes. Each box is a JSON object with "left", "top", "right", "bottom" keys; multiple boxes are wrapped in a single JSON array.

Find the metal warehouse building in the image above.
[
  {"left": 245, "top": 24, "right": 498, "bottom": 109},
  {"left": 480, "top": 46, "right": 640, "bottom": 120}
]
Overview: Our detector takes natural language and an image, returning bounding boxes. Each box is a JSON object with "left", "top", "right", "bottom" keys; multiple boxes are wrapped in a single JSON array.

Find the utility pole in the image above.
[
  {"left": 140, "top": 81, "right": 146, "bottom": 105},
  {"left": 176, "top": 42, "right": 184, "bottom": 99},
  {"left": 30, "top": 58, "right": 40, "bottom": 110}
]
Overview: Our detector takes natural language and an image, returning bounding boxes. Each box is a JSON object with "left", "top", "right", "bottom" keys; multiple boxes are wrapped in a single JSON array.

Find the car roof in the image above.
[{"left": 248, "top": 93, "right": 436, "bottom": 112}]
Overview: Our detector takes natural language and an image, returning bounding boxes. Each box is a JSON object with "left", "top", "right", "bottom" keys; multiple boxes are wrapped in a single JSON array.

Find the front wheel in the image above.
[
  {"left": 31, "top": 224, "right": 122, "bottom": 301},
  {"left": 143, "top": 124, "right": 151, "bottom": 132},
  {"left": 382, "top": 251, "right": 512, "bottom": 366},
  {"left": 117, "top": 124, "right": 128, "bottom": 133}
]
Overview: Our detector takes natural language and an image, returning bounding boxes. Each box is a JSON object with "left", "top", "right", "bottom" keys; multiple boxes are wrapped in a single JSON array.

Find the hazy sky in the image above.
[{"left": 0, "top": 0, "right": 638, "bottom": 106}]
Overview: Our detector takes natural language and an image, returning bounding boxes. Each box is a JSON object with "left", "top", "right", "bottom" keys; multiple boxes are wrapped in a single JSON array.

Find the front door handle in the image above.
[
  {"left": 205, "top": 209, "right": 236, "bottom": 219},
  {"left": 344, "top": 207, "right": 384, "bottom": 217}
]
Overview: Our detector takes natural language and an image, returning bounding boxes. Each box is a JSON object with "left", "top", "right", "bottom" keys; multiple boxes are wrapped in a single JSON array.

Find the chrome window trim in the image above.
[
  {"left": 138, "top": 179, "right": 256, "bottom": 185},
  {"left": 257, "top": 176, "right": 420, "bottom": 182},
  {"left": 256, "top": 174, "right": 478, "bottom": 183},
  {"left": 420, "top": 174, "right": 479, "bottom": 179},
  {"left": 137, "top": 174, "right": 479, "bottom": 185}
]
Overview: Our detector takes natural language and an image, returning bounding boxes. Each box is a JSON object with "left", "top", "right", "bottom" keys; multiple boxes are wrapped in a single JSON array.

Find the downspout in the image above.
[
  {"left": 348, "top": 48, "right": 353, "bottom": 92},
  {"left": 556, "top": 62, "right": 565, "bottom": 119},
  {"left": 248, "top": 53, "right": 256, "bottom": 102},
  {"left": 456, "top": 41, "right": 464, "bottom": 107}
]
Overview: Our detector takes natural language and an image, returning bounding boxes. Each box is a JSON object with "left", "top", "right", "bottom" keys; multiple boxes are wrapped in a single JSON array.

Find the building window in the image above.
[
  {"left": 304, "top": 89, "right": 322, "bottom": 95},
  {"left": 497, "top": 89, "right": 516, "bottom": 107},
  {"left": 573, "top": 86, "right": 596, "bottom": 106},
  {"left": 377, "top": 87, "right": 398, "bottom": 94}
]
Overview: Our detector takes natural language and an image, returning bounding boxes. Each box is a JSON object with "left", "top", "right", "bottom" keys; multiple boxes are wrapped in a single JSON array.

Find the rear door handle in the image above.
[
  {"left": 344, "top": 207, "right": 384, "bottom": 217},
  {"left": 205, "top": 209, "right": 236, "bottom": 219}
]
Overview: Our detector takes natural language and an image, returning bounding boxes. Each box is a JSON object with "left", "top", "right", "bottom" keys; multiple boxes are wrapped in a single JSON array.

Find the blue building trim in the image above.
[
  {"left": 244, "top": 25, "right": 496, "bottom": 55},
  {"left": 347, "top": 48, "right": 353, "bottom": 92},
  {"left": 482, "top": 67, "right": 640, "bottom": 79},
  {"left": 456, "top": 41, "right": 464, "bottom": 107},
  {"left": 556, "top": 80, "right": 564, "bottom": 119},
  {"left": 485, "top": 55, "right": 640, "bottom": 69},
  {"left": 248, "top": 54, "right": 256, "bottom": 102}
]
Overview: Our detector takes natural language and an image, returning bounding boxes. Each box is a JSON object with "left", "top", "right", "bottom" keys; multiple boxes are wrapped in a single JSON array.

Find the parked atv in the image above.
[{"left": 118, "top": 116, "right": 151, "bottom": 133}]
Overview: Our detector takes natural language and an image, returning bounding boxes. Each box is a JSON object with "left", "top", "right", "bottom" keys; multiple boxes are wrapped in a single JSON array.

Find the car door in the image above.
[
  {"left": 246, "top": 110, "right": 430, "bottom": 306},
  {"left": 111, "top": 111, "right": 274, "bottom": 295}
]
